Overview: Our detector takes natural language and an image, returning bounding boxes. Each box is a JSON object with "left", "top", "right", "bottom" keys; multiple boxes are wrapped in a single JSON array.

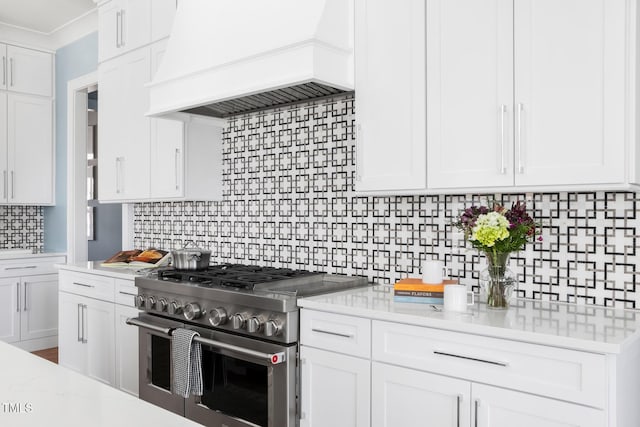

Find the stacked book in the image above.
[{"left": 393, "top": 278, "right": 457, "bottom": 304}]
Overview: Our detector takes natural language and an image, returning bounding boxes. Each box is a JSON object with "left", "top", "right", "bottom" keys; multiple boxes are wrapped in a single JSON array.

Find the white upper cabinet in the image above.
[
  {"left": 0, "top": 43, "right": 54, "bottom": 205},
  {"left": 427, "top": 0, "right": 627, "bottom": 191},
  {"left": 2, "top": 45, "right": 52, "bottom": 97},
  {"left": 98, "top": 47, "right": 151, "bottom": 201},
  {"left": 426, "top": 0, "right": 514, "bottom": 189},
  {"left": 99, "top": 0, "right": 152, "bottom": 63},
  {"left": 6, "top": 94, "right": 53, "bottom": 204},
  {"left": 354, "top": 0, "right": 427, "bottom": 192},
  {"left": 513, "top": 0, "right": 626, "bottom": 187}
]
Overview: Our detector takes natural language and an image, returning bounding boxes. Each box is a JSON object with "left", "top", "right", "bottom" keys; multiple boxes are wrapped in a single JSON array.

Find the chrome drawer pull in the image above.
[
  {"left": 433, "top": 350, "right": 508, "bottom": 367},
  {"left": 311, "top": 328, "right": 354, "bottom": 339},
  {"left": 73, "top": 282, "right": 95, "bottom": 288},
  {"left": 118, "top": 291, "right": 137, "bottom": 297},
  {"left": 5, "top": 265, "right": 37, "bottom": 270}
]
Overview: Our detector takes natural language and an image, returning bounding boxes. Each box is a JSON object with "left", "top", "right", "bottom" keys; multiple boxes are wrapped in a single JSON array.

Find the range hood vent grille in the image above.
[{"left": 182, "top": 82, "right": 351, "bottom": 118}]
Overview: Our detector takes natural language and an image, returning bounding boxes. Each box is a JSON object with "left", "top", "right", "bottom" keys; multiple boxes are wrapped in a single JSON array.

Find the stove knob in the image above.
[
  {"left": 135, "top": 295, "right": 146, "bottom": 309},
  {"left": 184, "top": 303, "right": 202, "bottom": 320},
  {"left": 247, "top": 316, "right": 264, "bottom": 333},
  {"left": 145, "top": 296, "right": 156, "bottom": 311},
  {"left": 155, "top": 298, "right": 168, "bottom": 312},
  {"left": 168, "top": 301, "right": 183, "bottom": 315},
  {"left": 265, "top": 319, "right": 283, "bottom": 337},
  {"left": 209, "top": 307, "right": 228, "bottom": 326},
  {"left": 231, "top": 313, "right": 248, "bottom": 329}
]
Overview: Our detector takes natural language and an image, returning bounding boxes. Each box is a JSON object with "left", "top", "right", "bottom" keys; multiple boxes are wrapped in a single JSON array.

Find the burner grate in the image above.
[{"left": 155, "top": 264, "right": 320, "bottom": 289}]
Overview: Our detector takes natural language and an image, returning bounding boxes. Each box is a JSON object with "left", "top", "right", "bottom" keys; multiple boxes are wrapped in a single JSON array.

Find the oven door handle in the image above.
[
  {"left": 126, "top": 317, "right": 174, "bottom": 335},
  {"left": 193, "top": 335, "right": 286, "bottom": 365},
  {"left": 126, "top": 317, "right": 287, "bottom": 365}
]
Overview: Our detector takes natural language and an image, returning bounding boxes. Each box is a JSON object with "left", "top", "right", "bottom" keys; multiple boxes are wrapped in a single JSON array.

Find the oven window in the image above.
[
  {"left": 151, "top": 335, "right": 171, "bottom": 391},
  {"left": 201, "top": 348, "right": 268, "bottom": 427}
]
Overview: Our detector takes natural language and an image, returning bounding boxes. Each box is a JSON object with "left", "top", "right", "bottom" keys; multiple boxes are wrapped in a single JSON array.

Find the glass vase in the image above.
[{"left": 479, "top": 251, "right": 515, "bottom": 309}]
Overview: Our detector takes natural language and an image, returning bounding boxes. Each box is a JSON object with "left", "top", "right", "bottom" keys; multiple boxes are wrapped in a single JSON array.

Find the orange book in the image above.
[{"left": 393, "top": 278, "right": 458, "bottom": 292}]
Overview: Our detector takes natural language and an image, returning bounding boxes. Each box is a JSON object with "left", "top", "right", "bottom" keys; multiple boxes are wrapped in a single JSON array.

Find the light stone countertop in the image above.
[
  {"left": 56, "top": 261, "right": 154, "bottom": 280},
  {"left": 297, "top": 284, "right": 640, "bottom": 354},
  {"left": 0, "top": 250, "right": 66, "bottom": 259},
  {"left": 0, "top": 341, "right": 202, "bottom": 427}
]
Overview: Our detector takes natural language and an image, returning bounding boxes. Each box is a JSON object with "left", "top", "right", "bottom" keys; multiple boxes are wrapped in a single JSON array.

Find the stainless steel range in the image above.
[{"left": 126, "top": 264, "right": 368, "bottom": 427}]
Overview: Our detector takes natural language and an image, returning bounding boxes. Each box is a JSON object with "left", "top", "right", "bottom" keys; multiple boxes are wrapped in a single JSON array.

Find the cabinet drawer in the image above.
[
  {"left": 372, "top": 320, "right": 606, "bottom": 408},
  {"left": 301, "top": 310, "right": 371, "bottom": 358},
  {"left": 0, "top": 256, "right": 66, "bottom": 277},
  {"left": 115, "top": 279, "right": 137, "bottom": 307},
  {"left": 59, "top": 270, "right": 115, "bottom": 302}
]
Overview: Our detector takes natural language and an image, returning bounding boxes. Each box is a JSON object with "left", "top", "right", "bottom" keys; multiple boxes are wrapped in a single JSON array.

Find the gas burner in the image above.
[{"left": 155, "top": 264, "right": 319, "bottom": 290}]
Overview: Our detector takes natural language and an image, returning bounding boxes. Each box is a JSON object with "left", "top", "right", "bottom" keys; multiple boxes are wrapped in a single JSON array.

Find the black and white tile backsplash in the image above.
[
  {"left": 0, "top": 206, "right": 43, "bottom": 252},
  {"left": 133, "top": 95, "right": 640, "bottom": 309}
]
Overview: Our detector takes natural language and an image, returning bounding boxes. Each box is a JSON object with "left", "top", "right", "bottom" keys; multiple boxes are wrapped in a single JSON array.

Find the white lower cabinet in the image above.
[
  {"left": 371, "top": 362, "right": 603, "bottom": 427},
  {"left": 372, "top": 362, "right": 469, "bottom": 427},
  {"left": 0, "top": 255, "right": 65, "bottom": 350},
  {"left": 59, "top": 291, "right": 115, "bottom": 385},
  {"left": 115, "top": 303, "right": 140, "bottom": 396},
  {"left": 300, "top": 308, "right": 619, "bottom": 426},
  {"left": 473, "top": 383, "right": 604, "bottom": 427},
  {"left": 300, "top": 346, "right": 370, "bottom": 427},
  {"left": 58, "top": 268, "right": 139, "bottom": 394}
]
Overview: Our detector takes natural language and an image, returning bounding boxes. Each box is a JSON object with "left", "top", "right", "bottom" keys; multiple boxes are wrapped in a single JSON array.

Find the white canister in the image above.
[
  {"left": 422, "top": 260, "right": 446, "bottom": 284},
  {"left": 444, "top": 284, "right": 475, "bottom": 312}
]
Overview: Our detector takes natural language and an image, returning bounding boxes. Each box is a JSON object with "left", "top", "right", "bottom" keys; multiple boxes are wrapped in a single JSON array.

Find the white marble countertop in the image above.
[
  {"left": 0, "top": 341, "right": 201, "bottom": 427},
  {"left": 56, "top": 261, "right": 151, "bottom": 280},
  {"left": 0, "top": 250, "right": 66, "bottom": 260},
  {"left": 297, "top": 284, "right": 640, "bottom": 354}
]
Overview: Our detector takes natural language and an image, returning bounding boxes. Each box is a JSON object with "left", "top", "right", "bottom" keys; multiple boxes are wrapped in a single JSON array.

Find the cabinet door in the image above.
[
  {"left": 98, "top": 0, "right": 122, "bottom": 62},
  {"left": 7, "top": 94, "right": 53, "bottom": 204},
  {"left": 6, "top": 45, "right": 52, "bottom": 97},
  {"left": 85, "top": 297, "right": 116, "bottom": 386},
  {"left": 20, "top": 274, "right": 58, "bottom": 341},
  {"left": 115, "top": 304, "right": 140, "bottom": 396},
  {"left": 150, "top": 40, "right": 185, "bottom": 199},
  {"left": 426, "top": 0, "right": 514, "bottom": 189},
  {"left": 121, "top": 0, "right": 151, "bottom": 54},
  {"left": 0, "top": 44, "right": 7, "bottom": 91},
  {"left": 354, "top": 0, "right": 426, "bottom": 192},
  {"left": 473, "top": 383, "right": 605, "bottom": 427},
  {"left": 97, "top": 56, "right": 122, "bottom": 200},
  {"left": 0, "top": 92, "right": 7, "bottom": 203},
  {"left": 300, "top": 346, "right": 370, "bottom": 427},
  {"left": 0, "top": 279, "right": 20, "bottom": 343},
  {"left": 58, "top": 291, "right": 86, "bottom": 373},
  {"left": 99, "top": 0, "right": 151, "bottom": 62},
  {"left": 151, "top": 0, "right": 177, "bottom": 42},
  {"left": 98, "top": 48, "right": 151, "bottom": 201},
  {"left": 372, "top": 362, "right": 470, "bottom": 427},
  {"left": 514, "top": 0, "right": 626, "bottom": 186}
]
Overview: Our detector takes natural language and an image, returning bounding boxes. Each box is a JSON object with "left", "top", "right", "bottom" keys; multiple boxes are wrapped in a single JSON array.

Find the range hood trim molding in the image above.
[{"left": 147, "top": 40, "right": 353, "bottom": 118}]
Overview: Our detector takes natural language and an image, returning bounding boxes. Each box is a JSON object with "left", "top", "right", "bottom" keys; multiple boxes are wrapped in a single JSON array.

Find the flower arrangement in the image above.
[
  {"left": 454, "top": 201, "right": 541, "bottom": 253},
  {"left": 454, "top": 200, "right": 541, "bottom": 309}
]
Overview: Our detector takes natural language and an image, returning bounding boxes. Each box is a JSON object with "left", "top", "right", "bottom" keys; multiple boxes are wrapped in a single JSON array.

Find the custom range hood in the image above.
[{"left": 147, "top": 0, "right": 354, "bottom": 119}]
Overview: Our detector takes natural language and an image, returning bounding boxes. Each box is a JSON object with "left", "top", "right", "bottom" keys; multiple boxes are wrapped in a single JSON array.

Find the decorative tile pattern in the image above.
[
  {"left": 133, "top": 95, "right": 640, "bottom": 309},
  {"left": 0, "top": 206, "right": 44, "bottom": 252}
]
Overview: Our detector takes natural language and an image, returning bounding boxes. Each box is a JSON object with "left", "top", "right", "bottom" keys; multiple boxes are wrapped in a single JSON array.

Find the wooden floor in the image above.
[{"left": 31, "top": 347, "right": 58, "bottom": 364}]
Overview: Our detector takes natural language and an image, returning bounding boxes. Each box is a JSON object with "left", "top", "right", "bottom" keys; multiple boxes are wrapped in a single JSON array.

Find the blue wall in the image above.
[{"left": 44, "top": 32, "right": 98, "bottom": 252}]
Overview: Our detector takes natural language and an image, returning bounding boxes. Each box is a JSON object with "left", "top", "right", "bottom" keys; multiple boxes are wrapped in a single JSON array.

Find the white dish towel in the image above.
[{"left": 172, "top": 328, "right": 203, "bottom": 398}]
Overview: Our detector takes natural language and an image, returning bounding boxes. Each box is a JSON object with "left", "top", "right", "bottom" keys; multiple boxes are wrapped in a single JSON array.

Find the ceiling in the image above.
[{"left": 0, "top": 0, "right": 96, "bottom": 34}]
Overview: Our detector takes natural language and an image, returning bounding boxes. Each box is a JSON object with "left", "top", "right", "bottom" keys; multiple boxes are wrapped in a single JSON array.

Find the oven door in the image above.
[
  {"left": 186, "top": 324, "right": 298, "bottom": 427},
  {"left": 127, "top": 314, "right": 298, "bottom": 427},
  {"left": 127, "top": 313, "right": 185, "bottom": 416}
]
